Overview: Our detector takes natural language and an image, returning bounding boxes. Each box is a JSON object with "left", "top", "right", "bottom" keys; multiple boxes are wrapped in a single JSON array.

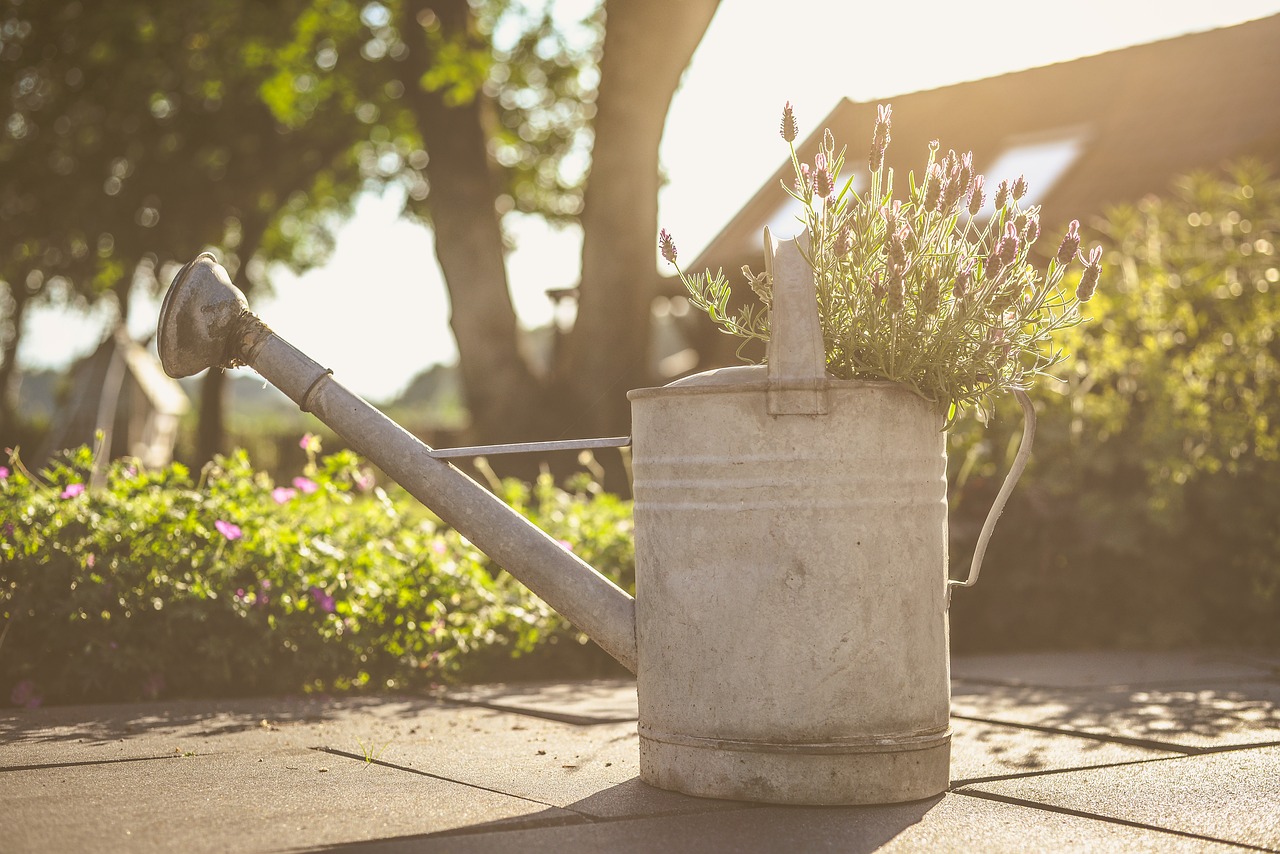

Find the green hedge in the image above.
[
  {"left": 0, "top": 441, "right": 634, "bottom": 707},
  {"left": 947, "top": 161, "right": 1280, "bottom": 651}
]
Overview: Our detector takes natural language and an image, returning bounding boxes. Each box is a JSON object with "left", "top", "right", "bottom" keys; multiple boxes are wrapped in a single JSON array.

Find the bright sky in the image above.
[{"left": 20, "top": 0, "right": 1280, "bottom": 401}]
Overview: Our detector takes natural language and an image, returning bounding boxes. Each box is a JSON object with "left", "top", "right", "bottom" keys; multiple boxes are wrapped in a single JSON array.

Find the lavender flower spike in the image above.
[
  {"left": 659, "top": 229, "right": 677, "bottom": 264},
  {"left": 1077, "top": 245, "right": 1102, "bottom": 301},
  {"left": 1056, "top": 220, "right": 1081, "bottom": 265},
  {"left": 781, "top": 102, "right": 798, "bottom": 143},
  {"left": 1012, "top": 173, "right": 1029, "bottom": 201}
]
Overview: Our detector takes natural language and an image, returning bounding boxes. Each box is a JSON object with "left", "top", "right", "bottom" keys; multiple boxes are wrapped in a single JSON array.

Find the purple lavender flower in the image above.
[
  {"left": 780, "top": 102, "right": 798, "bottom": 142},
  {"left": 1056, "top": 220, "right": 1082, "bottom": 265},
  {"left": 658, "top": 228, "right": 677, "bottom": 264},
  {"left": 994, "top": 180, "right": 1010, "bottom": 210},
  {"left": 967, "top": 175, "right": 986, "bottom": 216},
  {"left": 923, "top": 163, "right": 944, "bottom": 211},
  {"left": 1077, "top": 245, "right": 1103, "bottom": 301},
  {"left": 813, "top": 167, "right": 834, "bottom": 199},
  {"left": 869, "top": 103, "right": 892, "bottom": 171},
  {"left": 1012, "top": 173, "right": 1029, "bottom": 201}
]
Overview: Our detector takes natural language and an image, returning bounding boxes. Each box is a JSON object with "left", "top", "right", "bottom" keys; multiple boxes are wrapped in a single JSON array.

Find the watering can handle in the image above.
[
  {"left": 763, "top": 227, "right": 828, "bottom": 415},
  {"left": 948, "top": 389, "right": 1037, "bottom": 603}
]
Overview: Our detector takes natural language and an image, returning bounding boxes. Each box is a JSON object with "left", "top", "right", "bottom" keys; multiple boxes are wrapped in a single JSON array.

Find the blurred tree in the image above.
[
  {"left": 1, "top": 0, "right": 719, "bottom": 454},
  {"left": 267, "top": 0, "right": 719, "bottom": 442},
  {"left": 0, "top": 0, "right": 369, "bottom": 455}
]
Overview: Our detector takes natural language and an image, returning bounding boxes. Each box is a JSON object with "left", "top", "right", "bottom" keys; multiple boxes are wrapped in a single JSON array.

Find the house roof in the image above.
[{"left": 689, "top": 13, "right": 1280, "bottom": 276}]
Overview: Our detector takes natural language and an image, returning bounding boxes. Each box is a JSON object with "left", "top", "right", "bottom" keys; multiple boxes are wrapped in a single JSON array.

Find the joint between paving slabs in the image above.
[
  {"left": 952, "top": 789, "right": 1277, "bottom": 853},
  {"left": 950, "top": 713, "right": 1204, "bottom": 755},
  {"left": 434, "top": 696, "right": 638, "bottom": 727},
  {"left": 0, "top": 753, "right": 191, "bottom": 774}
]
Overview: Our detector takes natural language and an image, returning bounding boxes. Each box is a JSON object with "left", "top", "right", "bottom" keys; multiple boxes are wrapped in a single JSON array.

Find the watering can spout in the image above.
[{"left": 157, "top": 254, "right": 638, "bottom": 673}]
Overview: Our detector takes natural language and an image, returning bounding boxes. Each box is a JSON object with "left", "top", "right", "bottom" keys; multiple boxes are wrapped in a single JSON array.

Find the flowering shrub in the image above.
[
  {"left": 662, "top": 103, "right": 1102, "bottom": 425},
  {"left": 0, "top": 441, "right": 634, "bottom": 705},
  {"left": 946, "top": 161, "right": 1280, "bottom": 650}
]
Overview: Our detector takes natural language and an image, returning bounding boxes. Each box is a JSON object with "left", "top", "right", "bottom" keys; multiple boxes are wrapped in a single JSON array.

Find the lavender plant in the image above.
[{"left": 660, "top": 103, "right": 1102, "bottom": 426}]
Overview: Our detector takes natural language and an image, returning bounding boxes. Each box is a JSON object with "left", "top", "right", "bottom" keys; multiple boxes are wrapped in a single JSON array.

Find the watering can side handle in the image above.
[{"left": 948, "top": 388, "right": 1036, "bottom": 604}]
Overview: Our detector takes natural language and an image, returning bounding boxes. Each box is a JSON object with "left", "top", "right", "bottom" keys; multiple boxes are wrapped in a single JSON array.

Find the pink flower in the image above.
[
  {"left": 85, "top": 553, "right": 96, "bottom": 569},
  {"left": 271, "top": 487, "right": 297, "bottom": 504},
  {"left": 292, "top": 477, "right": 318, "bottom": 494},
  {"left": 0, "top": 466, "right": 9, "bottom": 481},
  {"left": 300, "top": 433, "right": 321, "bottom": 453},
  {"left": 61, "top": 483, "right": 85, "bottom": 499},
  {"left": 558, "top": 539, "right": 574, "bottom": 552},
  {"left": 309, "top": 586, "right": 336, "bottom": 613},
  {"left": 214, "top": 520, "right": 242, "bottom": 541},
  {"left": 10, "top": 680, "right": 41, "bottom": 709}
]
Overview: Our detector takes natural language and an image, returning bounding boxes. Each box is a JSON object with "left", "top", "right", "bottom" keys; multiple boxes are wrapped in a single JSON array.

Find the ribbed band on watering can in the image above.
[{"left": 763, "top": 228, "right": 829, "bottom": 415}]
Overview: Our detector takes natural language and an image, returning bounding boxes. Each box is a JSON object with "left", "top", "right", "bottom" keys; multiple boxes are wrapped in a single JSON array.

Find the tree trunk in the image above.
[
  {"left": 560, "top": 0, "right": 720, "bottom": 437},
  {"left": 0, "top": 282, "right": 31, "bottom": 436},
  {"left": 193, "top": 216, "right": 266, "bottom": 465},
  {"left": 401, "top": 0, "right": 547, "bottom": 445}
]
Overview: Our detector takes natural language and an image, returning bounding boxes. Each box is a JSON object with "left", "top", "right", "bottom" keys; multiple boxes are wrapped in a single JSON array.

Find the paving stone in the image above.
[
  {"left": 952, "top": 649, "right": 1274, "bottom": 689},
  {"left": 952, "top": 679, "right": 1280, "bottom": 750},
  {"left": 0, "top": 695, "right": 452, "bottom": 768},
  {"left": 949, "top": 717, "right": 1177, "bottom": 783},
  {"left": 0, "top": 745, "right": 579, "bottom": 854},
  {"left": 440, "top": 678, "right": 638, "bottom": 723},
  {"left": 324, "top": 790, "right": 1248, "bottom": 853},
  {"left": 961, "top": 745, "right": 1280, "bottom": 850}
]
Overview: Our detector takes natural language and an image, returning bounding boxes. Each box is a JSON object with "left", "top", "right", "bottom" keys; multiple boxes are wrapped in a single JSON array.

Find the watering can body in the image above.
[
  {"left": 158, "top": 230, "right": 1032, "bottom": 806},
  {"left": 630, "top": 368, "right": 950, "bottom": 803}
]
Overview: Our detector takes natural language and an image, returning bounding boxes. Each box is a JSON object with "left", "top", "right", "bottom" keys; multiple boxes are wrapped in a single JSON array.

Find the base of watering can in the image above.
[{"left": 638, "top": 725, "right": 950, "bottom": 805}]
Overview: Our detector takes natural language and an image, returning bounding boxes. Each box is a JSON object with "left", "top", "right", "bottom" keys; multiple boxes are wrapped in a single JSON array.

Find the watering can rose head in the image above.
[{"left": 662, "top": 102, "right": 1102, "bottom": 427}]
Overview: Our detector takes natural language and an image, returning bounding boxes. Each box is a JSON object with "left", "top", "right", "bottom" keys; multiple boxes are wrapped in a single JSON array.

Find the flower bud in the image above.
[
  {"left": 780, "top": 102, "right": 798, "bottom": 142},
  {"left": 659, "top": 229, "right": 677, "bottom": 264},
  {"left": 1056, "top": 220, "right": 1081, "bottom": 265}
]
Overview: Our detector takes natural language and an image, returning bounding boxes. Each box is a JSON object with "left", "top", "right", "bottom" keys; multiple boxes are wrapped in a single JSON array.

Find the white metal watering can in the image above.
[{"left": 158, "top": 230, "right": 1033, "bottom": 805}]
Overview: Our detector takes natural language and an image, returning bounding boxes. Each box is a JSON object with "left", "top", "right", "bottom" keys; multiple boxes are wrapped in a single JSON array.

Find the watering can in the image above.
[{"left": 157, "top": 231, "right": 1033, "bottom": 805}]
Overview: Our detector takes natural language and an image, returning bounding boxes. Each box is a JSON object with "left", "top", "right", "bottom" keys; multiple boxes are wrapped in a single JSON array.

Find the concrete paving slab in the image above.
[
  {"left": 439, "top": 679, "right": 638, "bottom": 723},
  {"left": 952, "top": 679, "right": 1280, "bottom": 751},
  {"left": 0, "top": 695, "right": 451, "bottom": 768},
  {"left": 319, "top": 791, "right": 1249, "bottom": 853},
  {"left": 951, "top": 649, "right": 1274, "bottom": 688},
  {"left": 961, "top": 745, "right": 1280, "bottom": 851},
  {"left": 0, "top": 745, "right": 580, "bottom": 854},
  {"left": 949, "top": 717, "right": 1177, "bottom": 783}
]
